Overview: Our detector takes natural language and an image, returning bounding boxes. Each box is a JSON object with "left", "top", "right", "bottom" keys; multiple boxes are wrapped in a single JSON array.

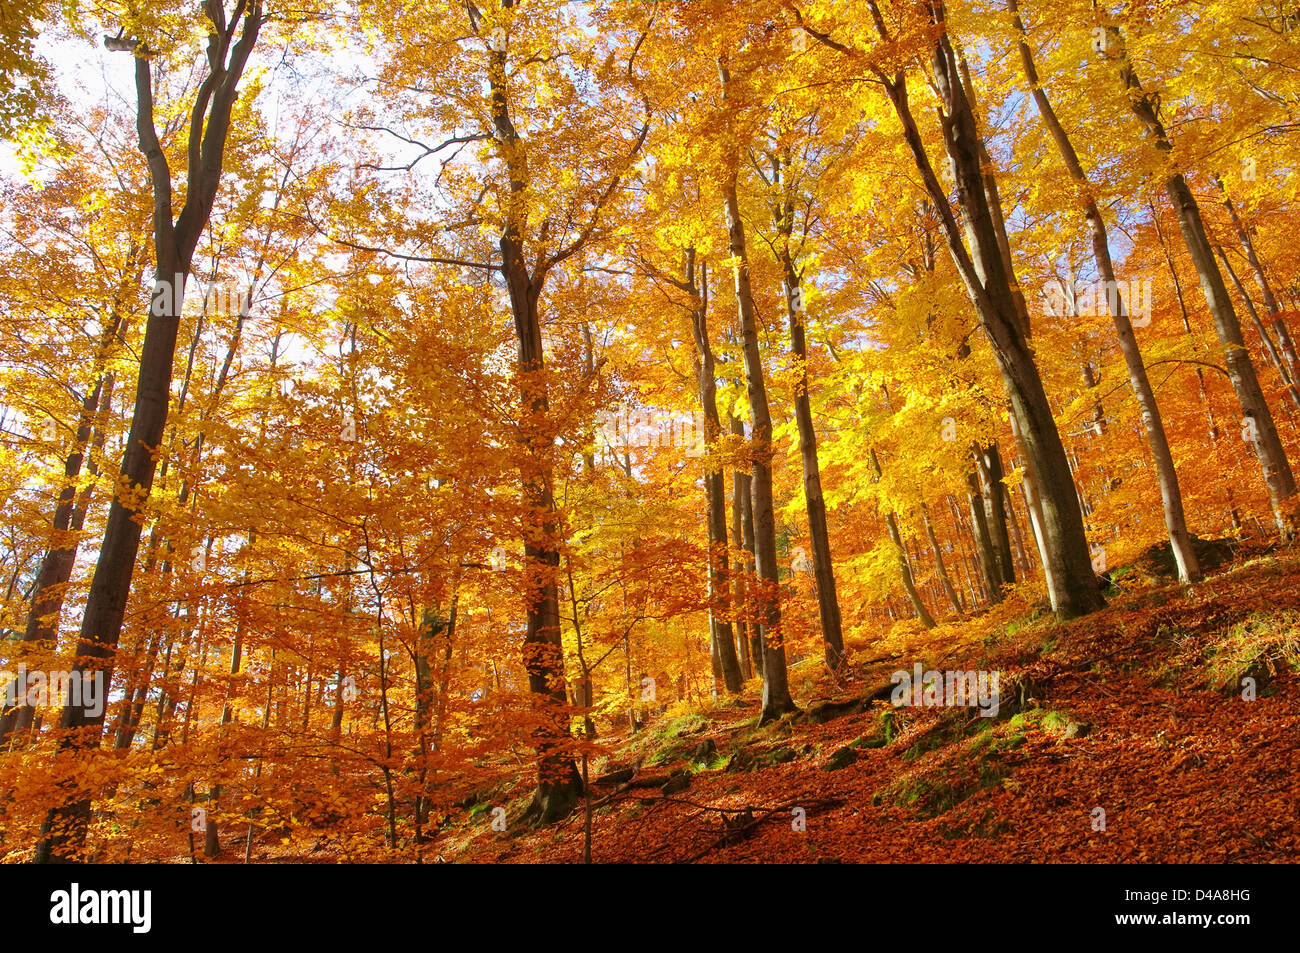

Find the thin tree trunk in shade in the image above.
[{"left": 922, "top": 501, "right": 964, "bottom": 615}]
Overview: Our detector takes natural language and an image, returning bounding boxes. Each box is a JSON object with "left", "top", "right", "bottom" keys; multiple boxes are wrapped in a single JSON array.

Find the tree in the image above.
[
  {"left": 36, "top": 0, "right": 265, "bottom": 863},
  {"left": 1007, "top": 0, "right": 1199, "bottom": 584}
]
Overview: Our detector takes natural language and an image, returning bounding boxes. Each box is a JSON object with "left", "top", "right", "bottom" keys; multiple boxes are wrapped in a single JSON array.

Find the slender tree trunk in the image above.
[
  {"left": 1112, "top": 31, "right": 1297, "bottom": 534},
  {"left": 974, "top": 442, "right": 1016, "bottom": 587},
  {"left": 36, "top": 5, "right": 264, "bottom": 863},
  {"left": 874, "top": 5, "right": 1103, "bottom": 618},
  {"left": 1008, "top": 2, "right": 1201, "bottom": 582},
  {"left": 730, "top": 414, "right": 760, "bottom": 680},
  {"left": 1003, "top": 474, "right": 1032, "bottom": 576},
  {"left": 1, "top": 318, "right": 123, "bottom": 747},
  {"left": 922, "top": 501, "right": 964, "bottom": 615},
  {"left": 891, "top": 513, "right": 935, "bottom": 627},
  {"left": 729, "top": 469, "right": 753, "bottom": 681},
  {"left": 770, "top": 156, "right": 845, "bottom": 670},
  {"left": 203, "top": 584, "right": 246, "bottom": 858},
  {"left": 684, "top": 251, "right": 743, "bottom": 692},
  {"left": 869, "top": 449, "right": 935, "bottom": 625},
  {"left": 469, "top": 1, "right": 639, "bottom": 820},
  {"left": 948, "top": 495, "right": 984, "bottom": 606},
  {"left": 563, "top": 558, "right": 596, "bottom": 739},
  {"left": 1080, "top": 361, "right": 1107, "bottom": 437},
  {"left": 1219, "top": 181, "right": 1300, "bottom": 386},
  {"left": 966, "top": 470, "right": 1003, "bottom": 602},
  {"left": 719, "top": 64, "right": 796, "bottom": 720},
  {"left": 1218, "top": 246, "right": 1300, "bottom": 413}
]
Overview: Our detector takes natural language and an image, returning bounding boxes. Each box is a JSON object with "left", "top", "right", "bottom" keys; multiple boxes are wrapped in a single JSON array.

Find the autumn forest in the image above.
[{"left": 1, "top": 0, "right": 1299, "bottom": 871}]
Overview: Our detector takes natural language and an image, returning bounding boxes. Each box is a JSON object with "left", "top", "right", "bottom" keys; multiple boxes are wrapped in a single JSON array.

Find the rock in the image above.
[
  {"left": 690, "top": 739, "right": 717, "bottom": 764},
  {"left": 1062, "top": 720, "right": 1092, "bottom": 739},
  {"left": 626, "top": 772, "right": 670, "bottom": 789},
  {"left": 769, "top": 746, "right": 797, "bottom": 765},
  {"left": 823, "top": 746, "right": 859, "bottom": 771},
  {"left": 661, "top": 769, "right": 692, "bottom": 795},
  {"left": 726, "top": 747, "right": 756, "bottom": 773},
  {"left": 595, "top": 766, "right": 635, "bottom": 786},
  {"left": 807, "top": 697, "right": 866, "bottom": 724},
  {"left": 1133, "top": 535, "right": 1235, "bottom": 582},
  {"left": 866, "top": 680, "right": 900, "bottom": 703}
]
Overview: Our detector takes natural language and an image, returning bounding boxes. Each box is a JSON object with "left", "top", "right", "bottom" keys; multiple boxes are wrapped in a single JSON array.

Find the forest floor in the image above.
[{"left": 444, "top": 541, "right": 1300, "bottom": 863}]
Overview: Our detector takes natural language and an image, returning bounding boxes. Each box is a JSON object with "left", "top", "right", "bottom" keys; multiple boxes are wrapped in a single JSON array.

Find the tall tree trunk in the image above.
[
  {"left": 1218, "top": 246, "right": 1300, "bottom": 413},
  {"left": 1152, "top": 206, "right": 1244, "bottom": 532},
  {"left": 203, "top": 576, "right": 247, "bottom": 859},
  {"left": 1, "top": 312, "right": 123, "bottom": 747},
  {"left": 1009, "top": 0, "right": 1201, "bottom": 582},
  {"left": 872, "top": 3, "right": 1104, "bottom": 618},
  {"left": 502, "top": 249, "right": 579, "bottom": 822},
  {"left": 921, "top": 502, "right": 963, "bottom": 615},
  {"left": 36, "top": 3, "right": 264, "bottom": 863},
  {"left": 1219, "top": 180, "right": 1300, "bottom": 386},
  {"left": 1111, "top": 29, "right": 1297, "bottom": 535},
  {"left": 730, "top": 414, "right": 760, "bottom": 680},
  {"left": 684, "top": 251, "right": 743, "bottom": 692},
  {"left": 720, "top": 61, "right": 796, "bottom": 720},
  {"left": 770, "top": 155, "right": 845, "bottom": 670},
  {"left": 974, "top": 442, "right": 1016, "bottom": 587},
  {"left": 966, "top": 470, "right": 1003, "bottom": 603},
  {"left": 1002, "top": 471, "right": 1032, "bottom": 576},
  {"left": 466, "top": 0, "right": 650, "bottom": 820},
  {"left": 871, "top": 451, "right": 936, "bottom": 627},
  {"left": 564, "top": 557, "right": 596, "bottom": 739}
]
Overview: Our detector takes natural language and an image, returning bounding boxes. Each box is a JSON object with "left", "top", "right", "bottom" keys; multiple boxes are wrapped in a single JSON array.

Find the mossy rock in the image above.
[
  {"left": 766, "top": 746, "right": 798, "bottom": 765},
  {"left": 726, "top": 747, "right": 757, "bottom": 773},
  {"left": 1130, "top": 535, "right": 1235, "bottom": 584},
  {"left": 689, "top": 738, "right": 717, "bottom": 764},
  {"left": 661, "top": 769, "right": 692, "bottom": 796},
  {"left": 851, "top": 708, "right": 897, "bottom": 749},
  {"left": 823, "top": 746, "right": 859, "bottom": 771}
]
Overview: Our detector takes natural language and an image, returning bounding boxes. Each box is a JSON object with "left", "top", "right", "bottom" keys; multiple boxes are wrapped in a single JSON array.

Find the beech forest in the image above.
[{"left": 1, "top": 0, "right": 1299, "bottom": 870}]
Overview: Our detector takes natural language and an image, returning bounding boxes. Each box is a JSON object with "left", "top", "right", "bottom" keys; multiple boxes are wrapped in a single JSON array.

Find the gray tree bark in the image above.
[
  {"left": 769, "top": 153, "right": 845, "bottom": 670},
  {"left": 870, "top": 4, "right": 1103, "bottom": 618},
  {"left": 720, "top": 61, "right": 796, "bottom": 720},
  {"left": 1110, "top": 27, "right": 1297, "bottom": 534},
  {"left": 1010, "top": 1, "right": 1200, "bottom": 583}
]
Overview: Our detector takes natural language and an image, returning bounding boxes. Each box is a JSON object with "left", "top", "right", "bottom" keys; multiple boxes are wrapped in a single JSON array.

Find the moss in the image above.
[
  {"left": 653, "top": 712, "right": 707, "bottom": 740},
  {"left": 1205, "top": 610, "right": 1300, "bottom": 694},
  {"left": 823, "top": 746, "right": 859, "bottom": 771},
  {"left": 883, "top": 754, "right": 1009, "bottom": 817},
  {"left": 877, "top": 713, "right": 1030, "bottom": 818},
  {"left": 1005, "top": 605, "right": 1047, "bottom": 640},
  {"left": 643, "top": 740, "right": 692, "bottom": 767},
  {"left": 1007, "top": 706, "right": 1077, "bottom": 739},
  {"left": 938, "top": 807, "right": 1014, "bottom": 840},
  {"left": 851, "top": 708, "right": 897, "bottom": 749}
]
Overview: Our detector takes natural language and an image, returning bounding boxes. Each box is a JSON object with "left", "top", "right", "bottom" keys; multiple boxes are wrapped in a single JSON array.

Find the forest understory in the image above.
[
  {"left": 189, "top": 539, "right": 1300, "bottom": 865},
  {"left": 5, "top": 0, "right": 1300, "bottom": 869}
]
